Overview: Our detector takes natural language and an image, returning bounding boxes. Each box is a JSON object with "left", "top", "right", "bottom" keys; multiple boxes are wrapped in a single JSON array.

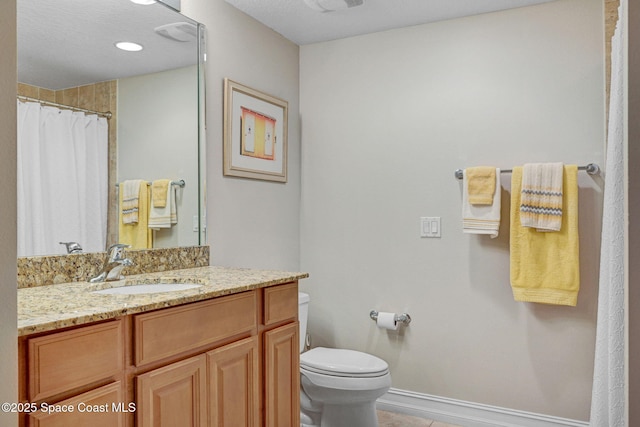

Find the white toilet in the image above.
[{"left": 298, "top": 292, "right": 391, "bottom": 427}]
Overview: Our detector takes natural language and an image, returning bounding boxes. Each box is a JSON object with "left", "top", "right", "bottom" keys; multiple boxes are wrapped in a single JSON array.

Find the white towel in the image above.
[
  {"left": 148, "top": 182, "right": 177, "bottom": 229},
  {"left": 121, "top": 179, "right": 143, "bottom": 224},
  {"left": 520, "top": 162, "right": 564, "bottom": 232},
  {"left": 462, "top": 168, "right": 501, "bottom": 238}
]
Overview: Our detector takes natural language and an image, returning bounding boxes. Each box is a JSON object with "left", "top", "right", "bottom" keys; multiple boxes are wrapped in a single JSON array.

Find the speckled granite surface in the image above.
[
  {"left": 17, "top": 246, "right": 209, "bottom": 288},
  {"left": 18, "top": 266, "right": 308, "bottom": 337}
]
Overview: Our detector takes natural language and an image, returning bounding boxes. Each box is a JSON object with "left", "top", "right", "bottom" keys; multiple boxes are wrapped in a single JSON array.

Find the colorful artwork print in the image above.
[
  {"left": 223, "top": 79, "right": 288, "bottom": 182},
  {"left": 240, "top": 107, "right": 276, "bottom": 161}
]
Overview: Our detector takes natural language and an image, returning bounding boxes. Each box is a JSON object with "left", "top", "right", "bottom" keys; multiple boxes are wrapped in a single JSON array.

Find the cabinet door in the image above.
[
  {"left": 28, "top": 320, "right": 123, "bottom": 401},
  {"left": 137, "top": 354, "right": 207, "bottom": 427},
  {"left": 28, "top": 382, "right": 125, "bottom": 427},
  {"left": 207, "top": 336, "right": 259, "bottom": 427},
  {"left": 263, "top": 323, "right": 299, "bottom": 427}
]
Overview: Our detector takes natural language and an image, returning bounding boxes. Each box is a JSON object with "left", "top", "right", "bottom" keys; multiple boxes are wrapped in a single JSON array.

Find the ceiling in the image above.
[
  {"left": 17, "top": 0, "right": 199, "bottom": 90},
  {"left": 224, "top": 0, "right": 557, "bottom": 45},
  {"left": 17, "top": 0, "right": 557, "bottom": 90}
]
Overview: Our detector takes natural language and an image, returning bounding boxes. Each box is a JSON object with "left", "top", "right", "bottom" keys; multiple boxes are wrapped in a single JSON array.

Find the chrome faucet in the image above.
[
  {"left": 60, "top": 241, "right": 83, "bottom": 254},
  {"left": 89, "top": 244, "right": 134, "bottom": 283}
]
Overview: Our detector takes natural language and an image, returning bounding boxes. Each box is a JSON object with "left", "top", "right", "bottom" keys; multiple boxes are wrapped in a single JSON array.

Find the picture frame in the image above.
[{"left": 223, "top": 78, "right": 288, "bottom": 182}]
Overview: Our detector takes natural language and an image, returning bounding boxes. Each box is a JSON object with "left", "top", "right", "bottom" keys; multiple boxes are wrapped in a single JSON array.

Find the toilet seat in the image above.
[{"left": 300, "top": 347, "right": 389, "bottom": 378}]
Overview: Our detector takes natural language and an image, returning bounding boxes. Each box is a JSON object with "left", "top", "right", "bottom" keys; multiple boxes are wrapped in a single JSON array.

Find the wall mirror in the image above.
[{"left": 17, "top": 0, "right": 206, "bottom": 257}]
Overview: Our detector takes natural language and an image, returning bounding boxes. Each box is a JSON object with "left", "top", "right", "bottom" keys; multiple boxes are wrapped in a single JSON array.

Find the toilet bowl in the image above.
[{"left": 299, "top": 292, "right": 391, "bottom": 427}]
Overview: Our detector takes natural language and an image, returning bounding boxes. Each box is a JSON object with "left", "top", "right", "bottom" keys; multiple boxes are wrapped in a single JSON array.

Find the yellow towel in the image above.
[
  {"left": 119, "top": 181, "right": 153, "bottom": 249},
  {"left": 510, "top": 165, "right": 579, "bottom": 306},
  {"left": 152, "top": 179, "right": 171, "bottom": 208},
  {"left": 466, "top": 167, "right": 497, "bottom": 205}
]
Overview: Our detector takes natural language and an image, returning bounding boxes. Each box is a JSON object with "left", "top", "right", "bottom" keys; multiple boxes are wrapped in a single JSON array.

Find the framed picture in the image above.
[{"left": 223, "top": 79, "right": 288, "bottom": 182}]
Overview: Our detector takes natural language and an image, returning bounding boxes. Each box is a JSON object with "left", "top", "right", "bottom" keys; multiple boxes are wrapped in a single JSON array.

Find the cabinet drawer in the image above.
[
  {"left": 28, "top": 382, "right": 125, "bottom": 427},
  {"left": 263, "top": 282, "right": 298, "bottom": 327},
  {"left": 28, "top": 321, "right": 123, "bottom": 401},
  {"left": 134, "top": 292, "right": 257, "bottom": 366}
]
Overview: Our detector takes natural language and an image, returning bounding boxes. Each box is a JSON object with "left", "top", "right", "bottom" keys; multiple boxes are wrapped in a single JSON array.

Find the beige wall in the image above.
[
  {"left": 300, "top": 0, "right": 604, "bottom": 420},
  {"left": 0, "top": 0, "right": 18, "bottom": 424},
  {"left": 181, "top": 0, "right": 301, "bottom": 271},
  {"left": 118, "top": 66, "right": 199, "bottom": 249}
]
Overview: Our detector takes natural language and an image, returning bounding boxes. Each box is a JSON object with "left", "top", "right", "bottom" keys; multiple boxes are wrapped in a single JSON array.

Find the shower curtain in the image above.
[
  {"left": 17, "top": 101, "right": 108, "bottom": 256},
  {"left": 589, "top": 0, "right": 625, "bottom": 425}
]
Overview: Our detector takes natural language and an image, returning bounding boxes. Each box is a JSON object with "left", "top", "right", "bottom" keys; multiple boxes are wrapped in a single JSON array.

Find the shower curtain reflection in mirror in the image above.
[{"left": 17, "top": 101, "right": 108, "bottom": 257}]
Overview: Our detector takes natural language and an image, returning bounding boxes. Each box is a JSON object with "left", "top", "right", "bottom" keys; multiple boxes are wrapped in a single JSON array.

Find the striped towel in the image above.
[
  {"left": 121, "top": 180, "right": 143, "bottom": 224},
  {"left": 520, "top": 162, "right": 564, "bottom": 232}
]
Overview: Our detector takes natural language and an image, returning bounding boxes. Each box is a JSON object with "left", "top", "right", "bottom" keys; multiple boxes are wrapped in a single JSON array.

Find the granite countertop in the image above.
[{"left": 18, "top": 266, "right": 309, "bottom": 337}]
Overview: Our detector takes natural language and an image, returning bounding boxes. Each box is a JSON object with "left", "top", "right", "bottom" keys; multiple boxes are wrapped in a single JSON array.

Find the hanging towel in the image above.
[
  {"left": 466, "top": 166, "right": 497, "bottom": 205},
  {"left": 121, "top": 179, "right": 143, "bottom": 224},
  {"left": 152, "top": 179, "right": 171, "bottom": 208},
  {"left": 148, "top": 182, "right": 177, "bottom": 229},
  {"left": 520, "top": 162, "right": 564, "bottom": 232},
  {"left": 119, "top": 180, "right": 153, "bottom": 249},
  {"left": 462, "top": 168, "right": 501, "bottom": 238},
  {"left": 510, "top": 165, "right": 579, "bottom": 306}
]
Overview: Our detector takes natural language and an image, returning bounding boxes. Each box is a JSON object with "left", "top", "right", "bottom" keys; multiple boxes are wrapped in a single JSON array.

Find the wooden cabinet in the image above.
[
  {"left": 264, "top": 323, "right": 299, "bottom": 427},
  {"left": 27, "top": 320, "right": 123, "bottom": 402},
  {"left": 262, "top": 282, "right": 300, "bottom": 427},
  {"left": 207, "top": 336, "right": 259, "bottom": 427},
  {"left": 19, "top": 282, "right": 300, "bottom": 427},
  {"left": 137, "top": 355, "right": 208, "bottom": 427},
  {"left": 28, "top": 382, "right": 126, "bottom": 427},
  {"left": 134, "top": 292, "right": 257, "bottom": 367}
]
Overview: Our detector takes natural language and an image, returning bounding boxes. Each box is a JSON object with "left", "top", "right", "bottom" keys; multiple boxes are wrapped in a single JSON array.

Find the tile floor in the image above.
[{"left": 377, "top": 410, "right": 461, "bottom": 427}]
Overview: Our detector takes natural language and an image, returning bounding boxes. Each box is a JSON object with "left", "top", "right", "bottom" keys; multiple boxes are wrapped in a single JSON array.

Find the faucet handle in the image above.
[
  {"left": 107, "top": 243, "right": 130, "bottom": 260},
  {"left": 60, "top": 241, "right": 83, "bottom": 254}
]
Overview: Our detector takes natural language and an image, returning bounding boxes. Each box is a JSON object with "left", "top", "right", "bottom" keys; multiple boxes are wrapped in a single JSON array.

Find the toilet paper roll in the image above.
[{"left": 376, "top": 312, "right": 399, "bottom": 331}]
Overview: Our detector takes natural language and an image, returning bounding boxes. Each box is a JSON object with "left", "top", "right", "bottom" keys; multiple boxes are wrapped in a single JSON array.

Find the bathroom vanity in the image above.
[{"left": 17, "top": 266, "right": 308, "bottom": 427}]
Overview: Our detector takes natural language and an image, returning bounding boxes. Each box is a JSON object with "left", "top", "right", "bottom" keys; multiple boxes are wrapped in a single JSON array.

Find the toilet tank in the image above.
[{"left": 298, "top": 292, "right": 310, "bottom": 353}]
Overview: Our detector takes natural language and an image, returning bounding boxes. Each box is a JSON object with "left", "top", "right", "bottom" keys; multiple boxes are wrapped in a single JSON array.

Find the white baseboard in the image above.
[{"left": 376, "top": 388, "right": 589, "bottom": 427}]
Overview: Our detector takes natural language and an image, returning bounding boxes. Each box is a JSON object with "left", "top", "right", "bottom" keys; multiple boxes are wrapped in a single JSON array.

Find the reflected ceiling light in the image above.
[
  {"left": 115, "top": 41, "right": 144, "bottom": 52},
  {"left": 303, "top": 0, "right": 363, "bottom": 12},
  {"left": 130, "top": 0, "right": 157, "bottom": 5}
]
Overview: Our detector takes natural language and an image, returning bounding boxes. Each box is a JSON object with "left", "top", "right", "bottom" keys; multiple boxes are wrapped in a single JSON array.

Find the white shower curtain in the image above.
[
  {"left": 589, "top": 0, "right": 625, "bottom": 425},
  {"left": 17, "top": 101, "right": 108, "bottom": 256}
]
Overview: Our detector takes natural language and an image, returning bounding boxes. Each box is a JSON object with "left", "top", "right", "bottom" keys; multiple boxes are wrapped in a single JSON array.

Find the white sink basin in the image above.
[{"left": 92, "top": 283, "right": 202, "bottom": 295}]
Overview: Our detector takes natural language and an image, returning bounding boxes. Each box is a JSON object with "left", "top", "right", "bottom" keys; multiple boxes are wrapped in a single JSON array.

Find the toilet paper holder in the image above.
[{"left": 369, "top": 310, "right": 411, "bottom": 325}]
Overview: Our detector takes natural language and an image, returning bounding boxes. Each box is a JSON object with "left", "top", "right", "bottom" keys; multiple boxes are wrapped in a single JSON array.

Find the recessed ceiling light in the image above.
[
  {"left": 115, "top": 42, "right": 144, "bottom": 52},
  {"left": 130, "top": 0, "right": 157, "bottom": 5}
]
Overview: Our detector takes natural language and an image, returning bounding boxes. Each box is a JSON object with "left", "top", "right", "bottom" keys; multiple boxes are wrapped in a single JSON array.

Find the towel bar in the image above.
[
  {"left": 115, "top": 179, "right": 185, "bottom": 188},
  {"left": 454, "top": 163, "right": 599, "bottom": 180}
]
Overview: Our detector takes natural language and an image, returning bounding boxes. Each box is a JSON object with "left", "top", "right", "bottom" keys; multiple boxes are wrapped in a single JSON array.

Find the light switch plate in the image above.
[{"left": 420, "top": 217, "right": 441, "bottom": 238}]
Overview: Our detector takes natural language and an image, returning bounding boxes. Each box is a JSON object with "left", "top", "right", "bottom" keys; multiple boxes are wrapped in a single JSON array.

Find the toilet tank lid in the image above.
[
  {"left": 300, "top": 347, "right": 389, "bottom": 376},
  {"left": 299, "top": 292, "right": 310, "bottom": 303}
]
